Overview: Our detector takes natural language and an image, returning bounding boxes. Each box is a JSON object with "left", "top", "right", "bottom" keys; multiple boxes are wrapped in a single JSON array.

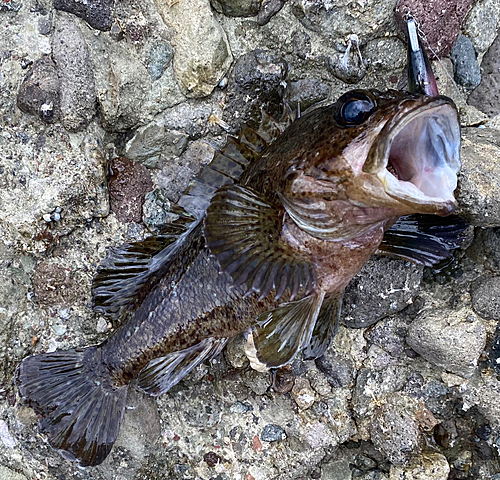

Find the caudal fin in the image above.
[{"left": 15, "top": 346, "right": 127, "bottom": 466}]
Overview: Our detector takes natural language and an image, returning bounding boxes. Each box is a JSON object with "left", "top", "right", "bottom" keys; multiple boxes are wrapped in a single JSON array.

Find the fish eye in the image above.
[{"left": 336, "top": 92, "right": 376, "bottom": 126}]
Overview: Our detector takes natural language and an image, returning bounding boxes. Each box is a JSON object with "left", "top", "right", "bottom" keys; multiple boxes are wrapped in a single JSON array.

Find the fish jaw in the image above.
[{"left": 359, "top": 96, "right": 461, "bottom": 216}]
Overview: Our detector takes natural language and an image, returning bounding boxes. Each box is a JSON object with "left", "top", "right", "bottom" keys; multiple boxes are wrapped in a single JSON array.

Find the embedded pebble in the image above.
[
  {"left": 406, "top": 307, "right": 486, "bottom": 378},
  {"left": 285, "top": 79, "right": 330, "bottom": 111},
  {"left": 109, "top": 157, "right": 153, "bottom": 223},
  {"left": 210, "top": 0, "right": 260, "bottom": 17},
  {"left": 260, "top": 424, "right": 285, "bottom": 442},
  {"left": 389, "top": 453, "right": 450, "bottom": 480},
  {"left": 225, "top": 334, "right": 249, "bottom": 369},
  {"left": 315, "top": 349, "right": 355, "bottom": 388},
  {"left": 468, "top": 32, "right": 500, "bottom": 117},
  {"left": 256, "top": 0, "right": 286, "bottom": 25},
  {"left": 142, "top": 188, "right": 175, "bottom": 232},
  {"left": 148, "top": 42, "right": 174, "bottom": 81},
  {"left": 155, "top": 0, "right": 233, "bottom": 97},
  {"left": 52, "top": 15, "right": 96, "bottom": 131},
  {"left": 471, "top": 276, "right": 500, "bottom": 320},
  {"left": 54, "top": 0, "right": 114, "bottom": 31},
  {"left": 17, "top": 55, "right": 60, "bottom": 123},
  {"left": 291, "top": 377, "right": 315, "bottom": 410},
  {"left": 369, "top": 394, "right": 424, "bottom": 466},
  {"left": 450, "top": 35, "right": 481, "bottom": 89},
  {"left": 342, "top": 257, "right": 423, "bottom": 328},
  {"left": 458, "top": 128, "right": 500, "bottom": 226}
]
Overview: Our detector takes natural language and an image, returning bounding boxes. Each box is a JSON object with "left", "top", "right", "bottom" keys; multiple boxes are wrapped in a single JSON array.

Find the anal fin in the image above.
[
  {"left": 303, "top": 292, "right": 343, "bottom": 360},
  {"left": 245, "top": 292, "right": 325, "bottom": 371},
  {"left": 137, "top": 337, "right": 228, "bottom": 396}
]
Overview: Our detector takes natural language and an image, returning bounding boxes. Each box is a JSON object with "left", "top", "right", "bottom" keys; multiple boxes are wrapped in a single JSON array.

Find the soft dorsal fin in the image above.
[
  {"left": 204, "top": 184, "right": 317, "bottom": 300},
  {"left": 302, "top": 291, "right": 343, "bottom": 360},
  {"left": 245, "top": 292, "right": 326, "bottom": 371},
  {"left": 137, "top": 337, "right": 228, "bottom": 396},
  {"left": 378, "top": 214, "right": 468, "bottom": 266},
  {"left": 92, "top": 208, "right": 200, "bottom": 320}
]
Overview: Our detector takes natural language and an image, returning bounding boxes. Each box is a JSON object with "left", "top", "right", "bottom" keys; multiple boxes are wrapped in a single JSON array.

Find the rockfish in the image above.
[{"left": 15, "top": 23, "right": 464, "bottom": 466}]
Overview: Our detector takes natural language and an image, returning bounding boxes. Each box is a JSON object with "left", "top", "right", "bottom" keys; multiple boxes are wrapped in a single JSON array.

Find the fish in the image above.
[{"left": 14, "top": 22, "right": 466, "bottom": 467}]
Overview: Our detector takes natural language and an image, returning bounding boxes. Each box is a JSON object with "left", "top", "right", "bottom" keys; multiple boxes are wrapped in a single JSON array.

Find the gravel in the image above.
[{"left": 2, "top": 1, "right": 500, "bottom": 478}]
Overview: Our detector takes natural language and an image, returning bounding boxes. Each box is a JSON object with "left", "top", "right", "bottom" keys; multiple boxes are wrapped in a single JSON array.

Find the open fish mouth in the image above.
[{"left": 375, "top": 100, "right": 461, "bottom": 212}]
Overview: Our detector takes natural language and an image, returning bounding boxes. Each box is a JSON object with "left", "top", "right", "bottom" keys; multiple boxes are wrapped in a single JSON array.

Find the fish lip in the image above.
[{"left": 367, "top": 96, "right": 461, "bottom": 214}]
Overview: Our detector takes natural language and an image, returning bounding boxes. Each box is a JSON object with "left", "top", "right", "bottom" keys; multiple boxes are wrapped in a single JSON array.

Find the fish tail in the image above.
[{"left": 15, "top": 346, "right": 127, "bottom": 466}]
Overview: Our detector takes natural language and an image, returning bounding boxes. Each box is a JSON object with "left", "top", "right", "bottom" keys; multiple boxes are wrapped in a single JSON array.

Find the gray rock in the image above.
[
  {"left": 142, "top": 188, "right": 175, "bottom": 232},
  {"left": 17, "top": 55, "right": 60, "bottom": 123},
  {"left": 450, "top": 35, "right": 481, "bottom": 89},
  {"left": 256, "top": 0, "right": 287, "bottom": 26},
  {"left": 37, "top": 15, "right": 52, "bottom": 35},
  {"left": 54, "top": 0, "right": 114, "bottom": 31},
  {"left": 463, "top": 0, "right": 500, "bottom": 54},
  {"left": 286, "top": 79, "right": 330, "bottom": 111},
  {"left": 315, "top": 349, "right": 355, "bottom": 388},
  {"left": 52, "top": 15, "right": 96, "bottom": 131},
  {"left": 389, "top": 453, "right": 450, "bottom": 480},
  {"left": 124, "top": 120, "right": 188, "bottom": 167},
  {"left": 468, "top": 33, "right": 500, "bottom": 117},
  {"left": 0, "top": 467, "right": 28, "bottom": 480},
  {"left": 406, "top": 307, "right": 486, "bottom": 377},
  {"left": 471, "top": 275, "right": 500, "bottom": 320},
  {"left": 260, "top": 424, "right": 285, "bottom": 442},
  {"left": 233, "top": 49, "right": 288, "bottom": 89},
  {"left": 457, "top": 128, "right": 500, "bottom": 226},
  {"left": 148, "top": 42, "right": 173, "bottom": 81},
  {"left": 327, "top": 36, "right": 366, "bottom": 84},
  {"left": 210, "top": 0, "right": 260, "bottom": 17},
  {"left": 468, "top": 227, "right": 500, "bottom": 271},
  {"left": 369, "top": 394, "right": 423, "bottom": 467},
  {"left": 155, "top": 0, "right": 233, "bottom": 98},
  {"left": 342, "top": 257, "right": 423, "bottom": 329}
]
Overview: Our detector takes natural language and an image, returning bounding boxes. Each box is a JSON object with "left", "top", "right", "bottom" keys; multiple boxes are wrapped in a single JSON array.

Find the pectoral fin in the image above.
[
  {"left": 378, "top": 214, "right": 468, "bottom": 266},
  {"left": 204, "top": 184, "right": 317, "bottom": 300},
  {"left": 245, "top": 291, "right": 325, "bottom": 371},
  {"left": 303, "top": 291, "right": 343, "bottom": 360}
]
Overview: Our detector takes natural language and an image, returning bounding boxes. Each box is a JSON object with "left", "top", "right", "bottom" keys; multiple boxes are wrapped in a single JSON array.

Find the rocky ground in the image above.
[{"left": 1, "top": 0, "right": 500, "bottom": 479}]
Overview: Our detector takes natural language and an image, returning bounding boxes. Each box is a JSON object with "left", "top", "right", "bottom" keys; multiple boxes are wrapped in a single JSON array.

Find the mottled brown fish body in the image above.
[{"left": 15, "top": 87, "right": 463, "bottom": 467}]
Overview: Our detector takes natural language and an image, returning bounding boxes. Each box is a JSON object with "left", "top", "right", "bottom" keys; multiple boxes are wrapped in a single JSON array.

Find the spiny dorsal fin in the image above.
[
  {"left": 204, "top": 184, "right": 317, "bottom": 301},
  {"left": 302, "top": 292, "right": 343, "bottom": 360},
  {"left": 245, "top": 291, "right": 326, "bottom": 371},
  {"left": 378, "top": 214, "right": 468, "bottom": 266},
  {"left": 137, "top": 337, "right": 228, "bottom": 396}
]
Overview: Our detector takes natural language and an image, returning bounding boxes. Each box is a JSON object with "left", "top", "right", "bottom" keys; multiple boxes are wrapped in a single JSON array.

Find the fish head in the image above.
[{"left": 279, "top": 89, "right": 461, "bottom": 240}]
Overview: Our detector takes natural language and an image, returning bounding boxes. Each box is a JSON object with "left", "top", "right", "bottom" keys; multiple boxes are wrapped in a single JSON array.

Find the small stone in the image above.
[
  {"left": 256, "top": 0, "right": 286, "bottom": 26},
  {"left": 156, "top": 0, "right": 233, "bottom": 97},
  {"left": 327, "top": 35, "right": 366, "bottom": 84},
  {"left": 389, "top": 453, "right": 450, "bottom": 480},
  {"left": 450, "top": 35, "right": 481, "bottom": 89},
  {"left": 142, "top": 189, "right": 175, "bottom": 232},
  {"left": 17, "top": 55, "right": 60, "bottom": 123},
  {"left": 148, "top": 42, "right": 174, "bottom": 81},
  {"left": 38, "top": 16, "right": 52, "bottom": 35},
  {"left": 286, "top": 79, "right": 330, "bottom": 111},
  {"left": 203, "top": 451, "right": 221, "bottom": 467},
  {"left": 291, "top": 377, "right": 315, "bottom": 409},
  {"left": 0, "top": 420, "right": 16, "bottom": 448},
  {"left": 52, "top": 15, "right": 96, "bottom": 131},
  {"left": 53, "top": 324, "right": 67, "bottom": 336},
  {"left": 342, "top": 257, "right": 423, "bottom": 328},
  {"left": 471, "top": 276, "right": 500, "bottom": 320},
  {"left": 315, "top": 349, "right": 355, "bottom": 388},
  {"left": 468, "top": 33, "right": 500, "bottom": 117},
  {"left": 109, "top": 22, "right": 124, "bottom": 41},
  {"left": 406, "top": 307, "right": 486, "bottom": 377},
  {"left": 468, "top": 227, "right": 500, "bottom": 271},
  {"left": 210, "top": 0, "right": 260, "bottom": 17},
  {"left": 225, "top": 334, "right": 249, "bottom": 369},
  {"left": 109, "top": 157, "right": 153, "bottom": 223},
  {"left": 42, "top": 213, "right": 52, "bottom": 222},
  {"left": 229, "top": 401, "right": 251, "bottom": 414},
  {"left": 54, "top": 0, "right": 114, "bottom": 31},
  {"left": 233, "top": 49, "right": 288, "bottom": 90},
  {"left": 96, "top": 317, "right": 109, "bottom": 333},
  {"left": 260, "top": 424, "right": 285, "bottom": 442},
  {"left": 457, "top": 128, "right": 500, "bottom": 226},
  {"left": 369, "top": 394, "right": 424, "bottom": 466}
]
